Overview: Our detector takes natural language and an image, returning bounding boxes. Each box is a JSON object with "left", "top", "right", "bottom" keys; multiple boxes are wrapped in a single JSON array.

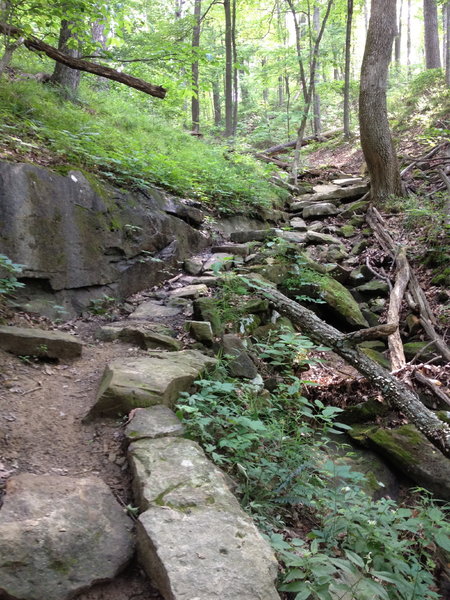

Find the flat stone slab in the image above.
[
  {"left": 185, "top": 320, "right": 214, "bottom": 343},
  {"left": 125, "top": 405, "right": 184, "bottom": 441},
  {"left": 170, "top": 284, "right": 209, "bottom": 299},
  {"left": 129, "top": 437, "right": 279, "bottom": 599},
  {"left": 129, "top": 300, "right": 182, "bottom": 319},
  {"left": 278, "top": 231, "right": 306, "bottom": 244},
  {"left": 303, "top": 203, "right": 339, "bottom": 218},
  {"left": 229, "top": 229, "right": 278, "bottom": 243},
  {"left": 0, "top": 473, "right": 134, "bottom": 600},
  {"left": 202, "top": 253, "right": 234, "bottom": 272},
  {"left": 0, "top": 325, "right": 82, "bottom": 359},
  {"left": 88, "top": 350, "right": 216, "bottom": 418},
  {"left": 212, "top": 244, "right": 250, "bottom": 257},
  {"left": 96, "top": 323, "right": 181, "bottom": 350},
  {"left": 306, "top": 230, "right": 345, "bottom": 247}
]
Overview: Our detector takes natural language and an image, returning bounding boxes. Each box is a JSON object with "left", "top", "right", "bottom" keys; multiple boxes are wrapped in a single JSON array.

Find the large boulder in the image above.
[
  {"left": 88, "top": 350, "right": 216, "bottom": 418},
  {"left": 128, "top": 436, "right": 280, "bottom": 600},
  {"left": 0, "top": 161, "right": 207, "bottom": 316},
  {"left": 0, "top": 474, "right": 134, "bottom": 600}
]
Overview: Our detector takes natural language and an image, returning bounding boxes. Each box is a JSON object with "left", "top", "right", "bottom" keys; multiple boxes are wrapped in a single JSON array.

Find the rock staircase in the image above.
[{"left": 2, "top": 174, "right": 447, "bottom": 599}]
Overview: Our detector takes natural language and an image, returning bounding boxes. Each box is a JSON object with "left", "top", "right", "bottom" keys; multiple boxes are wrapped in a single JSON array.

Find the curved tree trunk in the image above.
[
  {"left": 191, "top": 0, "right": 201, "bottom": 134},
  {"left": 359, "top": 0, "right": 403, "bottom": 203},
  {"left": 423, "top": 0, "right": 441, "bottom": 69},
  {"left": 50, "top": 20, "right": 81, "bottom": 95}
]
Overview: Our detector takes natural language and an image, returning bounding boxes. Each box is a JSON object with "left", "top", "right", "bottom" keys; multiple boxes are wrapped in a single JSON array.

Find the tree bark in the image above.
[
  {"left": 0, "top": 21, "right": 167, "bottom": 98},
  {"left": 407, "top": 0, "right": 411, "bottom": 72},
  {"left": 423, "top": 0, "right": 441, "bottom": 68},
  {"left": 359, "top": 0, "right": 403, "bottom": 203},
  {"left": 50, "top": 20, "right": 81, "bottom": 94},
  {"left": 343, "top": 0, "right": 354, "bottom": 138},
  {"left": 244, "top": 279, "right": 450, "bottom": 457},
  {"left": 191, "top": 0, "right": 202, "bottom": 134},
  {"left": 312, "top": 5, "right": 322, "bottom": 137}
]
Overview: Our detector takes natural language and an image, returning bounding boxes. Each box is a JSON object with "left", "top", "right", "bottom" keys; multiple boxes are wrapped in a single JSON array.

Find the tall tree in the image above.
[
  {"left": 343, "top": 0, "right": 354, "bottom": 138},
  {"left": 224, "top": 0, "right": 234, "bottom": 136},
  {"left": 312, "top": 5, "right": 322, "bottom": 137},
  {"left": 444, "top": 1, "right": 450, "bottom": 85},
  {"left": 394, "top": 0, "right": 403, "bottom": 64},
  {"left": 191, "top": 0, "right": 201, "bottom": 134},
  {"left": 50, "top": 19, "right": 81, "bottom": 94},
  {"left": 423, "top": 0, "right": 441, "bottom": 68},
  {"left": 359, "top": 0, "right": 403, "bottom": 202}
]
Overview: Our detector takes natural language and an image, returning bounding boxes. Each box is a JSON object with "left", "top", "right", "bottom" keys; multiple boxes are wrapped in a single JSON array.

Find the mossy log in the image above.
[{"left": 246, "top": 279, "right": 450, "bottom": 458}]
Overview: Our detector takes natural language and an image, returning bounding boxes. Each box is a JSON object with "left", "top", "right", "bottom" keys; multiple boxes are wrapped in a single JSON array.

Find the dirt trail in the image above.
[{"left": 0, "top": 319, "right": 163, "bottom": 599}]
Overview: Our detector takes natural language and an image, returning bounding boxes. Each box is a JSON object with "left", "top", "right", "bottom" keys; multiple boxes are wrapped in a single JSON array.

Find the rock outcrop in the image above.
[{"left": 0, "top": 161, "right": 208, "bottom": 317}]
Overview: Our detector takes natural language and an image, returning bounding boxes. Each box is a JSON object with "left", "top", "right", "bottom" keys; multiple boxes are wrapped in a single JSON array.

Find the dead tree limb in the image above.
[
  {"left": 260, "top": 129, "right": 343, "bottom": 156},
  {"left": 254, "top": 154, "right": 291, "bottom": 169},
  {"left": 0, "top": 22, "right": 167, "bottom": 98},
  {"left": 343, "top": 322, "right": 398, "bottom": 343},
  {"left": 244, "top": 277, "right": 450, "bottom": 457},
  {"left": 387, "top": 247, "right": 410, "bottom": 371},
  {"left": 400, "top": 143, "right": 446, "bottom": 177},
  {"left": 367, "top": 206, "right": 450, "bottom": 363},
  {"left": 414, "top": 370, "right": 450, "bottom": 409}
]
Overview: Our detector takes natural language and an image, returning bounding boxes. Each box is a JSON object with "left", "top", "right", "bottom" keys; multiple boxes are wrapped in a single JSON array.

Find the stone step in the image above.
[
  {"left": 229, "top": 228, "right": 279, "bottom": 243},
  {"left": 86, "top": 350, "right": 216, "bottom": 419},
  {"left": 128, "top": 430, "right": 280, "bottom": 600},
  {"left": 0, "top": 325, "right": 82, "bottom": 360}
]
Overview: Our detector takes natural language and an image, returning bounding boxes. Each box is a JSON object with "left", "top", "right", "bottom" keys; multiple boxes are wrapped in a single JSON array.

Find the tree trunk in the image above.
[
  {"left": 291, "top": 0, "right": 333, "bottom": 183},
  {"left": 407, "top": 0, "right": 411, "bottom": 72},
  {"left": 50, "top": 20, "right": 81, "bottom": 95},
  {"left": 191, "top": 0, "right": 201, "bottom": 134},
  {"left": 359, "top": 0, "right": 403, "bottom": 203},
  {"left": 231, "top": 0, "right": 238, "bottom": 136},
  {"left": 224, "top": 0, "right": 234, "bottom": 137},
  {"left": 445, "top": 2, "right": 450, "bottom": 85},
  {"left": 212, "top": 77, "right": 222, "bottom": 126},
  {"left": 312, "top": 5, "right": 322, "bottom": 137},
  {"left": 394, "top": 0, "right": 403, "bottom": 64},
  {"left": 343, "top": 0, "right": 354, "bottom": 138},
  {"left": 245, "top": 280, "right": 450, "bottom": 458},
  {"left": 423, "top": 0, "right": 441, "bottom": 68}
]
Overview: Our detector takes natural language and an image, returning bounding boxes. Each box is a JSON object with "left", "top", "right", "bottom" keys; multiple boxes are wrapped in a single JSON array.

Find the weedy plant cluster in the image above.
[{"left": 176, "top": 325, "right": 450, "bottom": 600}]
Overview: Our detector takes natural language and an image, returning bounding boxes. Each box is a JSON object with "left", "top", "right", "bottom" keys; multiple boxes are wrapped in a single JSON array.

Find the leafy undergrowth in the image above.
[
  {"left": 0, "top": 76, "right": 287, "bottom": 215},
  {"left": 176, "top": 328, "right": 450, "bottom": 600}
]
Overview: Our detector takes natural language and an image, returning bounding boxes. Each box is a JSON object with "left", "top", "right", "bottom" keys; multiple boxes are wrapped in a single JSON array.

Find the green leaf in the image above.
[
  {"left": 344, "top": 549, "right": 365, "bottom": 568},
  {"left": 435, "top": 532, "right": 450, "bottom": 551}
]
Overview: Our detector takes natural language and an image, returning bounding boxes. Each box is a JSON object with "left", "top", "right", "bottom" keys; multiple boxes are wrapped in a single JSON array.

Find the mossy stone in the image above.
[
  {"left": 341, "top": 398, "right": 389, "bottom": 425},
  {"left": 339, "top": 225, "right": 356, "bottom": 238},
  {"left": 403, "top": 341, "right": 437, "bottom": 362},
  {"left": 193, "top": 297, "right": 223, "bottom": 335},
  {"left": 360, "top": 347, "right": 391, "bottom": 370}
]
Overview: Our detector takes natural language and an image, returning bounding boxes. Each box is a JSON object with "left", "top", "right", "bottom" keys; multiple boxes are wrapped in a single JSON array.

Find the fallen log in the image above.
[
  {"left": 0, "top": 22, "right": 167, "bottom": 99},
  {"left": 260, "top": 128, "right": 343, "bottom": 156},
  {"left": 244, "top": 277, "right": 450, "bottom": 457},
  {"left": 254, "top": 154, "right": 291, "bottom": 169}
]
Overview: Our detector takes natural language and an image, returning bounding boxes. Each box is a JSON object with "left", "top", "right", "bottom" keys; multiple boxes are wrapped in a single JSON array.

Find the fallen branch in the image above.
[
  {"left": 414, "top": 370, "right": 450, "bottom": 409},
  {"left": 387, "top": 248, "right": 410, "bottom": 371},
  {"left": 0, "top": 22, "right": 167, "bottom": 98},
  {"left": 367, "top": 206, "right": 450, "bottom": 363},
  {"left": 400, "top": 143, "right": 446, "bottom": 177},
  {"left": 244, "top": 277, "right": 450, "bottom": 457},
  {"left": 343, "top": 322, "right": 398, "bottom": 344},
  {"left": 259, "top": 129, "right": 343, "bottom": 157},
  {"left": 254, "top": 154, "right": 291, "bottom": 169}
]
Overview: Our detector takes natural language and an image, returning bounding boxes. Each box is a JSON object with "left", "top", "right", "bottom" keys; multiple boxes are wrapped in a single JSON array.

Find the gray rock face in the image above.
[
  {"left": 96, "top": 323, "right": 181, "bottom": 350},
  {"left": 305, "top": 230, "right": 345, "bottom": 247},
  {"left": 0, "top": 325, "right": 82, "bottom": 359},
  {"left": 0, "top": 473, "right": 134, "bottom": 600},
  {"left": 212, "top": 244, "right": 250, "bottom": 257},
  {"left": 0, "top": 161, "right": 206, "bottom": 316},
  {"left": 88, "top": 350, "right": 216, "bottom": 417},
  {"left": 289, "top": 217, "right": 307, "bottom": 230},
  {"left": 170, "top": 284, "right": 209, "bottom": 299},
  {"left": 129, "top": 437, "right": 280, "bottom": 600},
  {"left": 278, "top": 231, "right": 306, "bottom": 244},
  {"left": 185, "top": 320, "right": 214, "bottom": 344},
  {"left": 125, "top": 405, "right": 184, "bottom": 441}
]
